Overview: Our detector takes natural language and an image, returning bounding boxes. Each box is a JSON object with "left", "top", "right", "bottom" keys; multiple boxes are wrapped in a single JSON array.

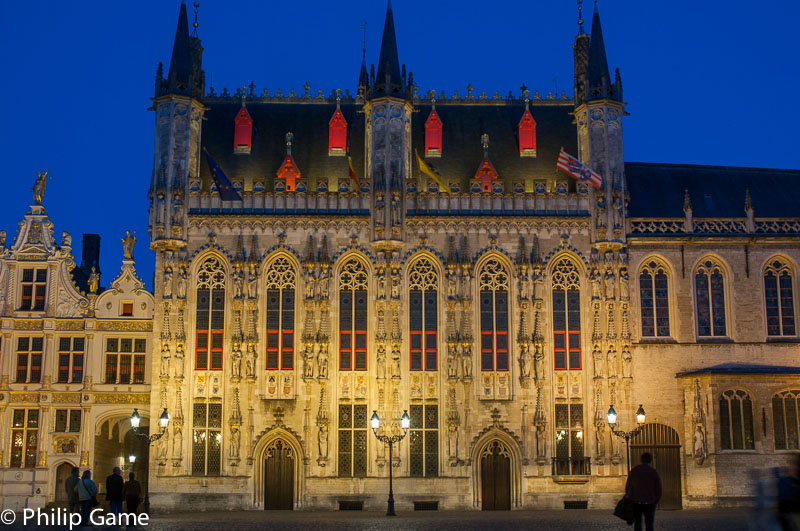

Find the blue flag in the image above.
[{"left": 203, "top": 146, "right": 242, "bottom": 201}]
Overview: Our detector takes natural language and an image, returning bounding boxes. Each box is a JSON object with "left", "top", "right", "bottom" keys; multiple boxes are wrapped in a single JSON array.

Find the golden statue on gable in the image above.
[
  {"left": 122, "top": 231, "right": 136, "bottom": 260},
  {"left": 32, "top": 169, "right": 51, "bottom": 205}
]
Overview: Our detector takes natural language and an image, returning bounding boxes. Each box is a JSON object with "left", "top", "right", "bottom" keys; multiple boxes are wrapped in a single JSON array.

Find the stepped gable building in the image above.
[{"left": 2, "top": 0, "right": 800, "bottom": 512}]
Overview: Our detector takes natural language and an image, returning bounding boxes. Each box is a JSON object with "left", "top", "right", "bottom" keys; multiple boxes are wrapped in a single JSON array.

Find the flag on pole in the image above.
[
  {"left": 415, "top": 149, "right": 451, "bottom": 194},
  {"left": 202, "top": 146, "right": 242, "bottom": 201},
  {"left": 347, "top": 151, "right": 362, "bottom": 191},
  {"left": 557, "top": 149, "right": 603, "bottom": 190}
]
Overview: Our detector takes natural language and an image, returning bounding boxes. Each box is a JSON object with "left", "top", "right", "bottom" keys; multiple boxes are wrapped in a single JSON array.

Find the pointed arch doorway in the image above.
[
  {"left": 631, "top": 423, "right": 682, "bottom": 509},
  {"left": 480, "top": 440, "right": 511, "bottom": 510},
  {"left": 263, "top": 439, "right": 294, "bottom": 510}
]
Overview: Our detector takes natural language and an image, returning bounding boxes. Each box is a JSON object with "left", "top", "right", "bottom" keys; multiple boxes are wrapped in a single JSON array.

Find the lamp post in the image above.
[
  {"left": 130, "top": 408, "right": 170, "bottom": 515},
  {"left": 370, "top": 410, "right": 410, "bottom": 516},
  {"left": 607, "top": 404, "right": 646, "bottom": 472}
]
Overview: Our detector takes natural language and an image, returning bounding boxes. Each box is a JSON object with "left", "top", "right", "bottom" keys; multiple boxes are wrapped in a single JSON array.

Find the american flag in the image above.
[{"left": 557, "top": 149, "right": 603, "bottom": 190}]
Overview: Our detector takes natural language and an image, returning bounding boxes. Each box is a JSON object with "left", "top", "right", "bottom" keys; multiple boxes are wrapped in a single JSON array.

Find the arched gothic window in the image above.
[
  {"left": 552, "top": 258, "right": 581, "bottom": 370},
  {"left": 639, "top": 260, "right": 670, "bottom": 337},
  {"left": 409, "top": 258, "right": 438, "bottom": 371},
  {"left": 195, "top": 257, "right": 226, "bottom": 370},
  {"left": 764, "top": 259, "right": 796, "bottom": 337},
  {"left": 695, "top": 260, "right": 727, "bottom": 337},
  {"left": 719, "top": 390, "right": 755, "bottom": 450},
  {"left": 339, "top": 259, "right": 368, "bottom": 371},
  {"left": 265, "top": 257, "right": 296, "bottom": 370},
  {"left": 479, "top": 259, "right": 509, "bottom": 372},
  {"left": 773, "top": 390, "right": 800, "bottom": 450}
]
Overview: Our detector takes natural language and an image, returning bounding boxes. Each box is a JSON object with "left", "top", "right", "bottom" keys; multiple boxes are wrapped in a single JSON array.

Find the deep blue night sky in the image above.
[{"left": 0, "top": 1, "right": 797, "bottom": 290}]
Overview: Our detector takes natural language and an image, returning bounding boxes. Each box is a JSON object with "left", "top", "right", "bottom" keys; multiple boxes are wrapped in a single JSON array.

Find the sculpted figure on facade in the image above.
[
  {"left": 447, "top": 423, "right": 459, "bottom": 464},
  {"left": 232, "top": 265, "right": 244, "bottom": 299},
  {"left": 595, "top": 423, "right": 606, "bottom": 460},
  {"left": 604, "top": 269, "right": 615, "bottom": 300},
  {"left": 32, "top": 169, "right": 50, "bottom": 205},
  {"left": 590, "top": 268, "right": 602, "bottom": 300},
  {"left": 535, "top": 422, "right": 547, "bottom": 461},
  {"left": 619, "top": 267, "right": 629, "bottom": 301},
  {"left": 390, "top": 344, "right": 401, "bottom": 378},
  {"left": 592, "top": 345, "right": 604, "bottom": 379},
  {"left": 230, "top": 425, "right": 241, "bottom": 459},
  {"left": 245, "top": 344, "right": 257, "bottom": 379},
  {"left": 318, "top": 424, "right": 329, "bottom": 461},
  {"left": 317, "top": 343, "right": 328, "bottom": 379},
  {"left": 160, "top": 344, "right": 170, "bottom": 377},
  {"left": 162, "top": 266, "right": 173, "bottom": 299},
  {"left": 519, "top": 343, "right": 532, "bottom": 380},
  {"left": 533, "top": 343, "right": 544, "bottom": 382},
  {"left": 231, "top": 343, "right": 242, "bottom": 379},
  {"left": 621, "top": 345, "right": 632, "bottom": 379},
  {"left": 174, "top": 343, "right": 185, "bottom": 379},
  {"left": 376, "top": 344, "right": 386, "bottom": 379},
  {"left": 172, "top": 424, "right": 183, "bottom": 462},
  {"left": 303, "top": 344, "right": 315, "bottom": 379},
  {"left": 88, "top": 267, "right": 100, "bottom": 294},
  {"left": 606, "top": 346, "right": 617, "bottom": 378},
  {"left": 447, "top": 344, "right": 458, "bottom": 379},
  {"left": 317, "top": 265, "right": 330, "bottom": 300},
  {"left": 461, "top": 344, "right": 473, "bottom": 379},
  {"left": 176, "top": 262, "right": 188, "bottom": 299}
]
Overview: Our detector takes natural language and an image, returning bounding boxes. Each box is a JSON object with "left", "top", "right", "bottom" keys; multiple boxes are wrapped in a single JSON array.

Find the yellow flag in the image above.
[{"left": 415, "top": 149, "right": 451, "bottom": 194}]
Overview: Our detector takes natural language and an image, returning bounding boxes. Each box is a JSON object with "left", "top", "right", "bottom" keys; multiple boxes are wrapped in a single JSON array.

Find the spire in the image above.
[
  {"left": 573, "top": 0, "right": 590, "bottom": 106},
  {"left": 358, "top": 21, "right": 369, "bottom": 91},
  {"left": 586, "top": 1, "right": 613, "bottom": 102},
  {"left": 374, "top": 1, "right": 403, "bottom": 98},
  {"left": 166, "top": 1, "right": 193, "bottom": 96}
]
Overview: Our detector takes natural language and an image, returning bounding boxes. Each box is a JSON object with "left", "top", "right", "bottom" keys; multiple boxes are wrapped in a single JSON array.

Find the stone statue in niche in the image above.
[
  {"left": 374, "top": 192, "right": 385, "bottom": 225},
  {"left": 376, "top": 344, "right": 386, "bottom": 379},
  {"left": 174, "top": 344, "right": 185, "bottom": 379},
  {"left": 247, "top": 263, "right": 258, "bottom": 299},
  {"left": 535, "top": 423, "right": 547, "bottom": 460},
  {"left": 595, "top": 194, "right": 607, "bottom": 229},
  {"left": 606, "top": 346, "right": 617, "bottom": 378},
  {"left": 390, "top": 345, "right": 401, "bottom": 378},
  {"left": 172, "top": 424, "right": 183, "bottom": 461},
  {"left": 693, "top": 425, "right": 707, "bottom": 465},
  {"left": 592, "top": 345, "right": 604, "bottom": 379},
  {"left": 230, "top": 425, "right": 241, "bottom": 459},
  {"left": 447, "top": 345, "right": 458, "bottom": 379},
  {"left": 158, "top": 429, "right": 169, "bottom": 464},
  {"left": 461, "top": 344, "right": 473, "bottom": 379},
  {"left": 160, "top": 344, "right": 170, "bottom": 377},
  {"left": 231, "top": 344, "right": 242, "bottom": 379},
  {"left": 303, "top": 344, "right": 315, "bottom": 379},
  {"left": 621, "top": 345, "right": 632, "bottom": 379},
  {"left": 619, "top": 267, "right": 629, "bottom": 301},
  {"left": 376, "top": 270, "right": 386, "bottom": 299},
  {"left": 162, "top": 267, "right": 173, "bottom": 299},
  {"left": 447, "top": 423, "right": 459, "bottom": 463},
  {"left": 391, "top": 191, "right": 402, "bottom": 228},
  {"left": 519, "top": 343, "right": 532, "bottom": 379},
  {"left": 612, "top": 194, "right": 624, "bottom": 229},
  {"left": 245, "top": 344, "right": 256, "bottom": 379},
  {"left": 604, "top": 269, "right": 615, "bottom": 300},
  {"left": 318, "top": 424, "right": 329, "bottom": 461},
  {"left": 176, "top": 263, "right": 188, "bottom": 299},
  {"left": 232, "top": 266, "right": 244, "bottom": 299},
  {"left": 390, "top": 272, "right": 400, "bottom": 300},
  {"left": 317, "top": 343, "right": 329, "bottom": 379},
  {"left": 317, "top": 267, "right": 330, "bottom": 300},
  {"left": 533, "top": 344, "right": 545, "bottom": 382},
  {"left": 591, "top": 268, "right": 602, "bottom": 300},
  {"left": 447, "top": 273, "right": 457, "bottom": 300},
  {"left": 595, "top": 423, "right": 606, "bottom": 459}
]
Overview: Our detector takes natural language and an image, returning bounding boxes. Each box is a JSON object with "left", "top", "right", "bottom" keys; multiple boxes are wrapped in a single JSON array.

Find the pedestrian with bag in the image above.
[
  {"left": 625, "top": 453, "right": 662, "bottom": 531},
  {"left": 74, "top": 469, "right": 98, "bottom": 526},
  {"left": 123, "top": 472, "right": 142, "bottom": 514},
  {"left": 106, "top": 467, "right": 124, "bottom": 517},
  {"left": 65, "top": 466, "right": 81, "bottom": 514}
]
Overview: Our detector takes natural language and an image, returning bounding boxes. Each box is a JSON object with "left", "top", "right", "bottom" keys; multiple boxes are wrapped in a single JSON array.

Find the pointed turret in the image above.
[
  {"left": 373, "top": 1, "right": 403, "bottom": 98},
  {"left": 585, "top": 2, "right": 620, "bottom": 102},
  {"left": 573, "top": 1, "right": 590, "bottom": 106},
  {"left": 155, "top": 1, "right": 204, "bottom": 99}
]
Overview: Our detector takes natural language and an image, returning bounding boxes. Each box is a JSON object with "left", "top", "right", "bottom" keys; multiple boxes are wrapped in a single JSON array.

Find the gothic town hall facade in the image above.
[{"left": 1, "top": 1, "right": 799, "bottom": 512}]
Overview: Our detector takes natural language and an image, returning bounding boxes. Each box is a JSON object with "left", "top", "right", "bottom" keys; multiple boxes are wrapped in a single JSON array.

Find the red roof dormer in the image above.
[
  {"left": 277, "top": 132, "right": 301, "bottom": 192},
  {"left": 234, "top": 104, "right": 253, "bottom": 154},
  {"left": 518, "top": 108, "right": 537, "bottom": 157},
  {"left": 474, "top": 133, "right": 498, "bottom": 193},
  {"left": 328, "top": 107, "right": 347, "bottom": 154},
  {"left": 425, "top": 106, "right": 443, "bottom": 156}
]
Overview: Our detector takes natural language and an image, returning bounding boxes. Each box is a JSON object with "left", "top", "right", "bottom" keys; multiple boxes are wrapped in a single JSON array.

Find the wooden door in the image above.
[
  {"left": 481, "top": 441, "right": 511, "bottom": 510},
  {"left": 54, "top": 463, "right": 73, "bottom": 503},
  {"left": 264, "top": 440, "right": 294, "bottom": 510},
  {"left": 631, "top": 424, "right": 682, "bottom": 510}
]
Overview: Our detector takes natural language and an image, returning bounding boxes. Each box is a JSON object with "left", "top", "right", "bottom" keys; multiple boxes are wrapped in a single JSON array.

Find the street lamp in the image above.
[
  {"left": 370, "top": 410, "right": 411, "bottom": 516},
  {"left": 130, "top": 408, "right": 170, "bottom": 515},
  {"left": 607, "top": 404, "right": 646, "bottom": 472}
]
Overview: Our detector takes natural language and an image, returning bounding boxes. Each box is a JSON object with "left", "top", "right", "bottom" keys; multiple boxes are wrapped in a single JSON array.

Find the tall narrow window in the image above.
[
  {"left": 192, "top": 402, "right": 222, "bottom": 476},
  {"left": 195, "top": 258, "right": 226, "bottom": 370},
  {"left": 479, "top": 259, "right": 509, "bottom": 372},
  {"left": 15, "top": 337, "right": 43, "bottom": 383},
  {"left": 639, "top": 261, "right": 671, "bottom": 337},
  {"left": 57, "top": 337, "right": 84, "bottom": 383},
  {"left": 409, "top": 404, "right": 439, "bottom": 477},
  {"left": 695, "top": 260, "right": 727, "bottom": 337},
  {"left": 339, "top": 259, "right": 368, "bottom": 371},
  {"left": 765, "top": 259, "right": 796, "bottom": 337},
  {"left": 10, "top": 409, "right": 39, "bottom": 468},
  {"left": 773, "top": 390, "right": 800, "bottom": 450},
  {"left": 409, "top": 258, "right": 438, "bottom": 371},
  {"left": 54, "top": 409, "right": 81, "bottom": 433},
  {"left": 338, "top": 404, "right": 367, "bottom": 477},
  {"left": 233, "top": 104, "right": 253, "bottom": 154},
  {"left": 425, "top": 107, "right": 443, "bottom": 156},
  {"left": 554, "top": 402, "right": 586, "bottom": 475},
  {"left": 552, "top": 258, "right": 582, "bottom": 370},
  {"left": 20, "top": 268, "right": 47, "bottom": 311},
  {"left": 719, "top": 390, "right": 755, "bottom": 450},
  {"left": 105, "top": 338, "right": 147, "bottom": 384},
  {"left": 265, "top": 257, "right": 296, "bottom": 371}
]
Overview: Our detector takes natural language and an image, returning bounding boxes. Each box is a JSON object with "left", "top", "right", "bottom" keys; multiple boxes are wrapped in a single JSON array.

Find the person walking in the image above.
[
  {"left": 74, "top": 470, "right": 98, "bottom": 526},
  {"left": 106, "top": 467, "right": 124, "bottom": 516},
  {"left": 65, "top": 467, "right": 81, "bottom": 514},
  {"left": 123, "top": 472, "right": 142, "bottom": 515},
  {"left": 625, "top": 452, "right": 662, "bottom": 531}
]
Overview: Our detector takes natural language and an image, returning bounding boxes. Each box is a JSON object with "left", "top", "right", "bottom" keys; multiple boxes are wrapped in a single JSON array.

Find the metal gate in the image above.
[
  {"left": 631, "top": 424, "right": 682, "bottom": 510},
  {"left": 480, "top": 440, "right": 511, "bottom": 510},
  {"left": 264, "top": 439, "right": 294, "bottom": 510}
]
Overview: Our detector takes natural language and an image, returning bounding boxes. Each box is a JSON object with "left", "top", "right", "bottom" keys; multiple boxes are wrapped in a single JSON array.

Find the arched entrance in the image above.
[
  {"left": 54, "top": 463, "right": 74, "bottom": 504},
  {"left": 631, "top": 423, "right": 682, "bottom": 509},
  {"left": 263, "top": 439, "right": 294, "bottom": 510},
  {"left": 480, "top": 440, "right": 511, "bottom": 510},
  {"left": 93, "top": 416, "right": 149, "bottom": 497}
]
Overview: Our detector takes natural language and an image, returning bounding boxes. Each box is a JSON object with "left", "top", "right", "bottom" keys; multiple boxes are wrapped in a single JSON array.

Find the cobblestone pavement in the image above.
[{"left": 3, "top": 508, "right": 755, "bottom": 530}]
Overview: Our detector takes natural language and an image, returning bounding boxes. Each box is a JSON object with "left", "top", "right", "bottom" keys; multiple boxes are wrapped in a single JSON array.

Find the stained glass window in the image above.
[
  {"left": 552, "top": 258, "right": 581, "bottom": 370},
  {"left": 554, "top": 402, "right": 585, "bottom": 475},
  {"left": 10, "top": 409, "right": 39, "bottom": 468},
  {"left": 764, "top": 260, "right": 796, "bottom": 337},
  {"left": 774, "top": 390, "right": 800, "bottom": 451},
  {"left": 695, "top": 260, "right": 727, "bottom": 337},
  {"left": 339, "top": 259, "right": 368, "bottom": 371},
  {"left": 265, "top": 257, "right": 296, "bottom": 370},
  {"left": 192, "top": 402, "right": 222, "bottom": 476},
  {"left": 719, "top": 390, "right": 754, "bottom": 450},
  {"left": 338, "top": 404, "right": 367, "bottom": 477},
  {"left": 479, "top": 259, "right": 509, "bottom": 372},
  {"left": 409, "top": 258, "right": 438, "bottom": 371},
  {"left": 409, "top": 404, "right": 439, "bottom": 477},
  {"left": 639, "top": 261, "right": 670, "bottom": 337},
  {"left": 195, "top": 258, "right": 226, "bottom": 370}
]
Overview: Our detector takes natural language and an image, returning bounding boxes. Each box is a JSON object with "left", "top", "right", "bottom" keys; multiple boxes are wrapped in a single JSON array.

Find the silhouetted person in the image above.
[
  {"left": 65, "top": 467, "right": 80, "bottom": 514},
  {"left": 777, "top": 460, "right": 800, "bottom": 531},
  {"left": 625, "top": 453, "right": 662, "bottom": 531},
  {"left": 75, "top": 469, "right": 97, "bottom": 526},
  {"left": 123, "top": 472, "right": 142, "bottom": 515},
  {"left": 106, "top": 467, "right": 124, "bottom": 516}
]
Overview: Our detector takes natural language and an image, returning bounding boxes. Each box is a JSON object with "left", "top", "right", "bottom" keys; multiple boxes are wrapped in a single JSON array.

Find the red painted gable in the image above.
[
  {"left": 277, "top": 155, "right": 301, "bottom": 191},
  {"left": 329, "top": 108, "right": 347, "bottom": 152},
  {"left": 425, "top": 108, "right": 443, "bottom": 154},
  {"left": 234, "top": 105, "right": 253, "bottom": 152},
  {"left": 474, "top": 157, "right": 499, "bottom": 193},
  {"left": 518, "top": 109, "right": 537, "bottom": 154}
]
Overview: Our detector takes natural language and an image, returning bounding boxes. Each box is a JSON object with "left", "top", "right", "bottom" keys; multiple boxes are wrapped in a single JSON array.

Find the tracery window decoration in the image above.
[
  {"left": 774, "top": 390, "right": 800, "bottom": 450},
  {"left": 695, "top": 260, "right": 727, "bottom": 337},
  {"left": 409, "top": 403, "right": 439, "bottom": 477},
  {"left": 719, "top": 390, "right": 755, "bottom": 450},
  {"left": 409, "top": 258, "right": 438, "bottom": 371},
  {"left": 479, "top": 259, "right": 510, "bottom": 372},
  {"left": 338, "top": 404, "right": 367, "bottom": 477},
  {"left": 764, "top": 259, "right": 796, "bottom": 337},
  {"left": 551, "top": 258, "right": 581, "bottom": 370},
  {"left": 192, "top": 402, "right": 222, "bottom": 476},
  {"left": 195, "top": 257, "right": 226, "bottom": 371},
  {"left": 639, "top": 261, "right": 670, "bottom": 338},
  {"left": 265, "top": 257, "right": 296, "bottom": 371},
  {"left": 339, "top": 259, "right": 368, "bottom": 371}
]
